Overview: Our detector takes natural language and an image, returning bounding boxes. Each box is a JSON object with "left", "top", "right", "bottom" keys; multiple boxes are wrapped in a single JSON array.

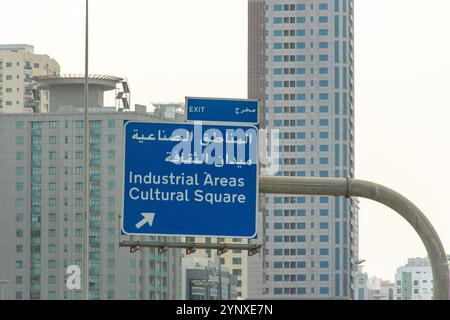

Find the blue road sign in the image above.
[
  {"left": 186, "top": 97, "right": 259, "bottom": 124},
  {"left": 122, "top": 121, "right": 258, "bottom": 238}
]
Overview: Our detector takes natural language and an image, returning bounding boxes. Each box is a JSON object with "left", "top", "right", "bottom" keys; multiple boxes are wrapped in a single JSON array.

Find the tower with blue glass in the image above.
[{"left": 248, "top": 0, "right": 358, "bottom": 299}]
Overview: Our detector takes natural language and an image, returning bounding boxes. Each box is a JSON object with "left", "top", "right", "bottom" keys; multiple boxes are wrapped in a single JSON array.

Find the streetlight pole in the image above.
[{"left": 83, "top": 0, "right": 90, "bottom": 301}]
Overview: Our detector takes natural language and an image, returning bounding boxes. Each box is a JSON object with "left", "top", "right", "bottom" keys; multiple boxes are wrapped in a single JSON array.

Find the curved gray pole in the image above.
[{"left": 259, "top": 176, "right": 449, "bottom": 300}]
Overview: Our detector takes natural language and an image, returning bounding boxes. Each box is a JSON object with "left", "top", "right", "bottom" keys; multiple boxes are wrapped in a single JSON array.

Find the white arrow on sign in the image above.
[{"left": 135, "top": 212, "right": 155, "bottom": 229}]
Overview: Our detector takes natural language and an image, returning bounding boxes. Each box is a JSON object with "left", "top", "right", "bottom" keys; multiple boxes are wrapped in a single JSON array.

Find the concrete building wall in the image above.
[
  {"left": 49, "top": 84, "right": 104, "bottom": 112},
  {"left": 0, "top": 107, "right": 182, "bottom": 300},
  {"left": 395, "top": 258, "right": 434, "bottom": 300},
  {"left": 0, "top": 44, "right": 60, "bottom": 113}
]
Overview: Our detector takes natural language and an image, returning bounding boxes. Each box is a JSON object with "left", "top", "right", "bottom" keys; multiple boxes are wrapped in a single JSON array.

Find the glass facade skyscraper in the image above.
[{"left": 248, "top": 0, "right": 358, "bottom": 299}]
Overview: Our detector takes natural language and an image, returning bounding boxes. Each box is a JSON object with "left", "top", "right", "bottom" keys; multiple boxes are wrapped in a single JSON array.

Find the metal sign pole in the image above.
[
  {"left": 120, "top": 176, "right": 449, "bottom": 300},
  {"left": 83, "top": 0, "right": 90, "bottom": 301}
]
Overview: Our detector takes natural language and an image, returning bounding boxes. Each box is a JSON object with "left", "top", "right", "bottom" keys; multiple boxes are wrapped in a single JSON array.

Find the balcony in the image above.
[
  {"left": 30, "top": 284, "right": 41, "bottom": 291},
  {"left": 31, "top": 206, "right": 41, "bottom": 214},
  {"left": 30, "top": 293, "right": 41, "bottom": 300},
  {"left": 89, "top": 252, "right": 100, "bottom": 260},
  {"left": 150, "top": 285, "right": 163, "bottom": 292},
  {"left": 89, "top": 159, "right": 101, "bottom": 167},
  {"left": 31, "top": 174, "right": 42, "bottom": 182},
  {"left": 31, "top": 191, "right": 42, "bottom": 198},
  {"left": 31, "top": 160, "right": 42, "bottom": 168},
  {"left": 89, "top": 205, "right": 100, "bottom": 214},
  {"left": 89, "top": 236, "right": 100, "bottom": 246},
  {"left": 89, "top": 268, "right": 100, "bottom": 276},
  {"left": 31, "top": 238, "right": 41, "bottom": 245},
  {"left": 31, "top": 222, "right": 41, "bottom": 229},
  {"left": 90, "top": 128, "right": 101, "bottom": 136},
  {"left": 89, "top": 282, "right": 100, "bottom": 290},
  {"left": 89, "top": 190, "right": 101, "bottom": 198},
  {"left": 90, "top": 143, "right": 100, "bottom": 151},
  {"left": 89, "top": 220, "right": 101, "bottom": 229},
  {"left": 31, "top": 145, "right": 42, "bottom": 152},
  {"left": 31, "top": 128, "right": 42, "bottom": 136},
  {"left": 30, "top": 268, "right": 41, "bottom": 277},
  {"left": 90, "top": 175, "right": 100, "bottom": 182},
  {"left": 31, "top": 253, "right": 41, "bottom": 260},
  {"left": 90, "top": 212, "right": 100, "bottom": 219}
]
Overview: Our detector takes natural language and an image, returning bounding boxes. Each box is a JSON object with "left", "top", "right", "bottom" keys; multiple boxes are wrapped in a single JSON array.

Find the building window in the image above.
[
  {"left": 75, "top": 198, "right": 83, "bottom": 207},
  {"left": 16, "top": 183, "right": 24, "bottom": 192},
  {"left": 107, "top": 197, "right": 115, "bottom": 206},
  {"left": 107, "top": 291, "right": 115, "bottom": 299},
  {"left": 14, "top": 213, "right": 24, "bottom": 224},
  {"left": 16, "top": 152, "right": 24, "bottom": 161},
  {"left": 320, "top": 287, "right": 329, "bottom": 294}
]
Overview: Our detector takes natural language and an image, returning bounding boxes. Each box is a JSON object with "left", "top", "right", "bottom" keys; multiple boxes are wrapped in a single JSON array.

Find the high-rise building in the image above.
[
  {"left": 394, "top": 256, "right": 450, "bottom": 300},
  {"left": 185, "top": 236, "right": 249, "bottom": 299},
  {"left": 181, "top": 256, "right": 238, "bottom": 300},
  {"left": 353, "top": 268, "right": 369, "bottom": 300},
  {"left": 248, "top": 0, "right": 358, "bottom": 299},
  {"left": 354, "top": 267, "right": 395, "bottom": 300},
  {"left": 0, "top": 44, "right": 60, "bottom": 113},
  {"left": 0, "top": 74, "right": 182, "bottom": 300}
]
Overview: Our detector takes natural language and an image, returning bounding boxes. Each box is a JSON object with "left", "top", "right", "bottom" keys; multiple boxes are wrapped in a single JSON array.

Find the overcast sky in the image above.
[{"left": 2, "top": 0, "right": 450, "bottom": 281}]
